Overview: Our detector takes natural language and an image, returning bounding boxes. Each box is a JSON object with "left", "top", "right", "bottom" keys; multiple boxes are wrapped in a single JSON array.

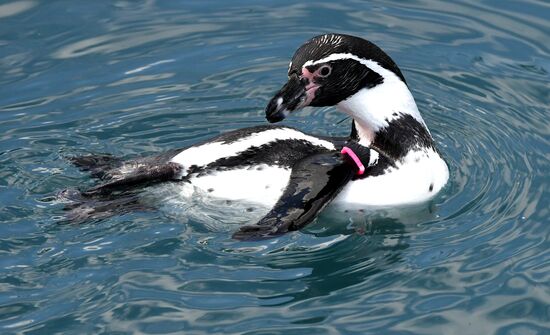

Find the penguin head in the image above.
[{"left": 265, "top": 33, "right": 407, "bottom": 123}]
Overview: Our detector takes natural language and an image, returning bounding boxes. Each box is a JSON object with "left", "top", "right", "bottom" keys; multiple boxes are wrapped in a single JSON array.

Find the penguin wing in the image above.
[{"left": 232, "top": 151, "right": 359, "bottom": 240}]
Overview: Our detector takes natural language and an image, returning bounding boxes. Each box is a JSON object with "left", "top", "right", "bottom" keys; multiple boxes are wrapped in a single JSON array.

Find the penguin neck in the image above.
[{"left": 338, "top": 78, "right": 433, "bottom": 159}]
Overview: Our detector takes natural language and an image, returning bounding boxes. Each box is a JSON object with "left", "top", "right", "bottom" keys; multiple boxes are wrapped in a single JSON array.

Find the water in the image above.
[{"left": 1, "top": 0, "right": 548, "bottom": 334}]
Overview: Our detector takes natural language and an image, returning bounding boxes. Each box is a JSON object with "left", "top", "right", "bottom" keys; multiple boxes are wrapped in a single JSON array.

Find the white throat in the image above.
[{"left": 308, "top": 54, "right": 427, "bottom": 146}]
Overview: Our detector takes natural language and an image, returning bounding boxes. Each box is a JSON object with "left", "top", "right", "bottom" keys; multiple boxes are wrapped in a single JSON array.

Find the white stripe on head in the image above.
[
  {"left": 303, "top": 53, "right": 404, "bottom": 84},
  {"left": 303, "top": 53, "right": 427, "bottom": 145}
]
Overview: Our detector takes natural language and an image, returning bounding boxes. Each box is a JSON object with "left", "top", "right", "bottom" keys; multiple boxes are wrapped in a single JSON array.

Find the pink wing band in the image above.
[{"left": 340, "top": 146, "right": 365, "bottom": 175}]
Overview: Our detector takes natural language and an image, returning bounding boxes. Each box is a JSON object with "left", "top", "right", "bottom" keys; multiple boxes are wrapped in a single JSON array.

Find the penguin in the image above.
[{"left": 66, "top": 34, "right": 449, "bottom": 240}]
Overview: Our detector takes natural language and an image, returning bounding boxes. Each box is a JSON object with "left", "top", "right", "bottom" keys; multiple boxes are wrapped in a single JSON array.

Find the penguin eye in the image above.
[{"left": 318, "top": 65, "right": 332, "bottom": 77}]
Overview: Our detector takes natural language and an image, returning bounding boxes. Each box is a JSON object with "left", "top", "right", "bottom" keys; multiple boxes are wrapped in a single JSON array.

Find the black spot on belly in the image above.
[
  {"left": 429, "top": 183, "right": 434, "bottom": 192},
  {"left": 207, "top": 188, "right": 214, "bottom": 193}
]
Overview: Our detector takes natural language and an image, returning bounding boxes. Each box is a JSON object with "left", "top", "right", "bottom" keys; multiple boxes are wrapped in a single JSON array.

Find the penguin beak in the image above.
[{"left": 265, "top": 73, "right": 319, "bottom": 123}]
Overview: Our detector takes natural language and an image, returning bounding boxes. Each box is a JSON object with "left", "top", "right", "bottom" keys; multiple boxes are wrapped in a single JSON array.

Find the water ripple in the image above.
[{"left": 0, "top": 0, "right": 548, "bottom": 334}]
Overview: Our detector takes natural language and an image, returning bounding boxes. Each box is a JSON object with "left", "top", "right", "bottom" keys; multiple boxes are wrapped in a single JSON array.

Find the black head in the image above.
[{"left": 265, "top": 34, "right": 406, "bottom": 122}]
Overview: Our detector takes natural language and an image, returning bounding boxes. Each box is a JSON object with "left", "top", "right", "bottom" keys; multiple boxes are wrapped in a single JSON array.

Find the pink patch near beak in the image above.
[{"left": 300, "top": 68, "right": 320, "bottom": 107}]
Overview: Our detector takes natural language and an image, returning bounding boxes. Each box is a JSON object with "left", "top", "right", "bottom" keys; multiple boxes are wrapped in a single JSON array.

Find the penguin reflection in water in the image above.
[{"left": 64, "top": 34, "right": 448, "bottom": 240}]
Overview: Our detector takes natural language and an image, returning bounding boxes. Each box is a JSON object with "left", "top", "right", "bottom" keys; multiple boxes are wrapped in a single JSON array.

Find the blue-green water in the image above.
[{"left": 1, "top": 0, "right": 549, "bottom": 334}]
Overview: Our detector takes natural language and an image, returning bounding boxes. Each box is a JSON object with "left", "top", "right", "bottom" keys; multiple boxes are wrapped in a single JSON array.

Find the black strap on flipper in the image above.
[{"left": 233, "top": 142, "right": 370, "bottom": 241}]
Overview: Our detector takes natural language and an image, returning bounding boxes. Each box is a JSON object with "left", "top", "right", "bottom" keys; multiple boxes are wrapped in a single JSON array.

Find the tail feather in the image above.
[{"left": 80, "top": 162, "right": 183, "bottom": 196}]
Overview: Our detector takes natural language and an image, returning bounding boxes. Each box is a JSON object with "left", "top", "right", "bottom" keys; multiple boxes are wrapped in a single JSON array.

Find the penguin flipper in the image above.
[{"left": 232, "top": 152, "right": 357, "bottom": 241}]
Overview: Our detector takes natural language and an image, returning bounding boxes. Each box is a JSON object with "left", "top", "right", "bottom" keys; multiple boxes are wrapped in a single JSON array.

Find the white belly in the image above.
[
  {"left": 334, "top": 149, "right": 449, "bottom": 206},
  {"left": 185, "top": 165, "right": 291, "bottom": 207},
  {"left": 167, "top": 149, "right": 448, "bottom": 209},
  {"left": 142, "top": 165, "right": 291, "bottom": 228}
]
